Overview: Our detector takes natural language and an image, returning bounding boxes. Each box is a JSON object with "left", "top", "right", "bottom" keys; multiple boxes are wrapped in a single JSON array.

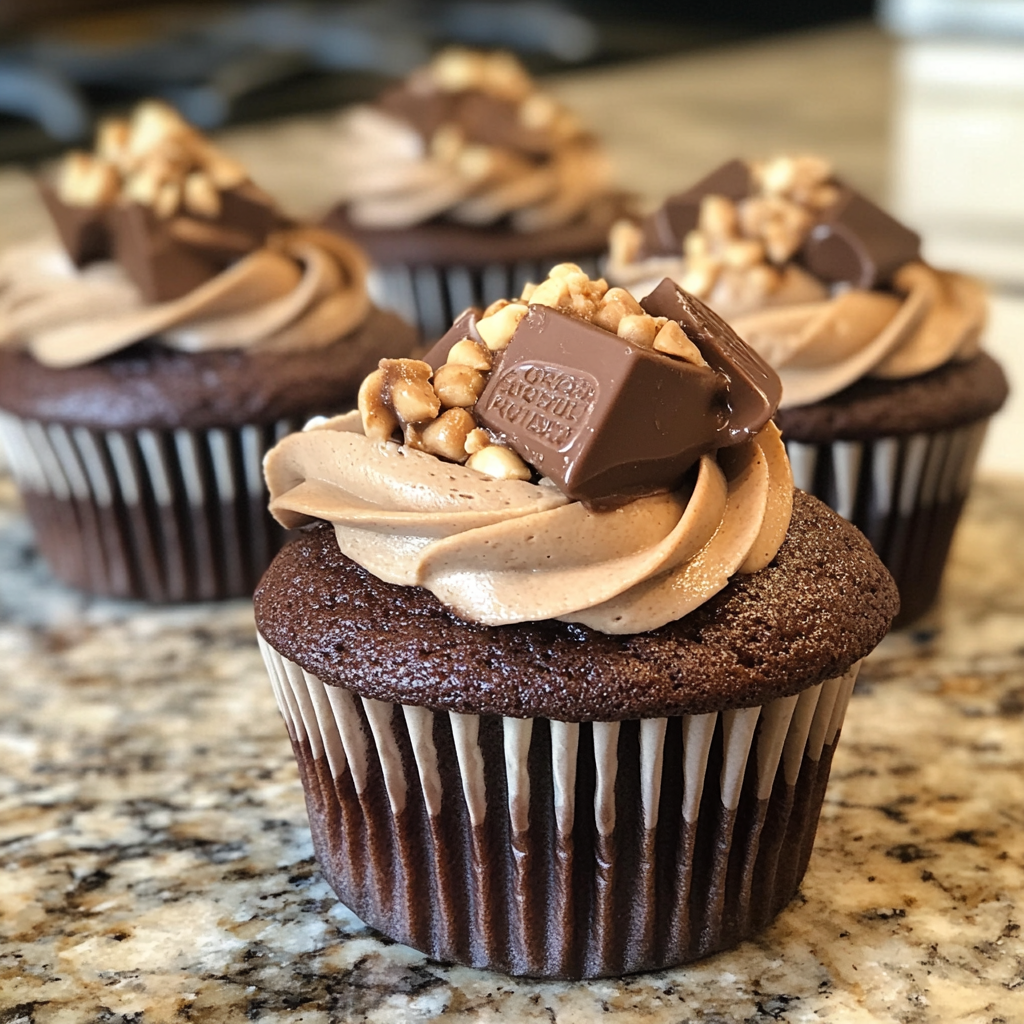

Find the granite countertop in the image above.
[{"left": 1, "top": 468, "right": 1023, "bottom": 1024}]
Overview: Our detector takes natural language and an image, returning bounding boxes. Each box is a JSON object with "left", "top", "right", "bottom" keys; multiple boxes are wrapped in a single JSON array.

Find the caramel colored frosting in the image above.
[
  {"left": 266, "top": 412, "right": 791, "bottom": 633},
  {"left": 607, "top": 156, "right": 986, "bottom": 408},
  {"left": 0, "top": 228, "right": 371, "bottom": 369},
  {"left": 333, "top": 48, "right": 612, "bottom": 232},
  {"left": 264, "top": 265, "right": 793, "bottom": 633}
]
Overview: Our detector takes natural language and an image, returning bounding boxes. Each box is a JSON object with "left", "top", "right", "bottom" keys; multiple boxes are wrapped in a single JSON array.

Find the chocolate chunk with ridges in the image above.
[
  {"left": 800, "top": 186, "right": 921, "bottom": 289},
  {"left": 640, "top": 159, "right": 752, "bottom": 257},
  {"left": 110, "top": 184, "right": 289, "bottom": 303},
  {"left": 38, "top": 180, "right": 112, "bottom": 267},
  {"left": 640, "top": 277, "right": 781, "bottom": 445},
  {"left": 422, "top": 307, "right": 485, "bottom": 370},
  {"left": 473, "top": 304, "right": 728, "bottom": 504}
]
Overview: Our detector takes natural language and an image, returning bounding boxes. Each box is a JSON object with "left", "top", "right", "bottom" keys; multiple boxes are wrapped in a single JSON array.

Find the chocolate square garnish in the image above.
[
  {"left": 474, "top": 304, "right": 729, "bottom": 504},
  {"left": 640, "top": 159, "right": 752, "bottom": 258},
  {"left": 109, "top": 184, "right": 288, "bottom": 304},
  {"left": 640, "top": 278, "right": 781, "bottom": 444},
  {"left": 799, "top": 184, "right": 921, "bottom": 289},
  {"left": 38, "top": 180, "right": 113, "bottom": 267}
]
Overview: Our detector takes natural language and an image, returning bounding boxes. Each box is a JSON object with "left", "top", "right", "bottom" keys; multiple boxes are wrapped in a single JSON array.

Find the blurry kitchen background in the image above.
[{"left": 0, "top": 0, "right": 1021, "bottom": 472}]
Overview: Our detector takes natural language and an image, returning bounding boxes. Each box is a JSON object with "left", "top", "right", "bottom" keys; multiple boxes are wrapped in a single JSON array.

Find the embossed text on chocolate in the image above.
[{"left": 485, "top": 362, "right": 598, "bottom": 449}]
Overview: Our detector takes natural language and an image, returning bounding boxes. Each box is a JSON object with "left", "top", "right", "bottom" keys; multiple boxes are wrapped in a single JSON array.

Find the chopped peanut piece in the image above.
[
  {"left": 476, "top": 302, "right": 529, "bottom": 351},
  {"left": 617, "top": 313, "right": 657, "bottom": 348},
  {"left": 446, "top": 337, "right": 493, "bottom": 371},
  {"left": 653, "top": 321, "right": 705, "bottom": 365},
  {"left": 434, "top": 363, "right": 486, "bottom": 408},
  {"left": 466, "top": 445, "right": 531, "bottom": 481}
]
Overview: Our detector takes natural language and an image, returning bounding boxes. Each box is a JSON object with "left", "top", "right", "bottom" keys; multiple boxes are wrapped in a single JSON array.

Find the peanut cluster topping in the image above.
[
  {"left": 43, "top": 100, "right": 285, "bottom": 303},
  {"left": 610, "top": 156, "right": 843, "bottom": 317},
  {"left": 357, "top": 266, "right": 782, "bottom": 505},
  {"left": 357, "top": 263, "right": 709, "bottom": 486},
  {"left": 606, "top": 155, "right": 986, "bottom": 408},
  {"left": 334, "top": 49, "right": 611, "bottom": 232},
  {"left": 57, "top": 101, "right": 250, "bottom": 219}
]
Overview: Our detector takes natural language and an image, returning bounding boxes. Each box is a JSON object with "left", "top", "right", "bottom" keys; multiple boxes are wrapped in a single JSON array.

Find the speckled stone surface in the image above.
[{"left": 1, "top": 462, "right": 1023, "bottom": 1023}]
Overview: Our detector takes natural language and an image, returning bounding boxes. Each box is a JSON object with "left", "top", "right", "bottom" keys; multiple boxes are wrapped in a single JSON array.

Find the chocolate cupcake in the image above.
[
  {"left": 608, "top": 156, "right": 1009, "bottom": 626},
  {"left": 321, "top": 48, "right": 629, "bottom": 339},
  {"left": 0, "top": 101, "right": 417, "bottom": 602},
  {"left": 255, "top": 265, "right": 898, "bottom": 978}
]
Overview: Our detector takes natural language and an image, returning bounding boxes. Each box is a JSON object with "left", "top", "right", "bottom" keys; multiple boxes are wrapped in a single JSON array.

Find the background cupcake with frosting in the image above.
[
  {"left": 255, "top": 264, "right": 898, "bottom": 978},
  {"left": 0, "top": 101, "right": 417, "bottom": 603},
  {"left": 322, "top": 47, "right": 629, "bottom": 339},
  {"left": 607, "top": 156, "right": 1009, "bottom": 626}
]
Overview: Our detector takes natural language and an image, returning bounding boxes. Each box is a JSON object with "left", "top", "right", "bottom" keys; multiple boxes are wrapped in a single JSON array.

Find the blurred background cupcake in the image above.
[
  {"left": 0, "top": 100, "right": 417, "bottom": 602},
  {"left": 321, "top": 47, "right": 631, "bottom": 339},
  {"left": 255, "top": 265, "right": 899, "bottom": 978},
  {"left": 607, "top": 155, "right": 1009, "bottom": 627}
]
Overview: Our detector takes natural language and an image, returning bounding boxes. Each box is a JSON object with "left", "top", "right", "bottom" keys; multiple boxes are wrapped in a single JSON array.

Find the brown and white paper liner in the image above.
[
  {"left": 368, "top": 256, "right": 603, "bottom": 341},
  {"left": 0, "top": 412, "right": 301, "bottom": 601},
  {"left": 260, "top": 635, "right": 860, "bottom": 979},
  {"left": 786, "top": 419, "right": 989, "bottom": 627}
]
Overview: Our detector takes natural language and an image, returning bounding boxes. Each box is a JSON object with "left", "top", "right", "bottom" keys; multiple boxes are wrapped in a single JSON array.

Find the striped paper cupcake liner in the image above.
[
  {"left": 368, "top": 256, "right": 603, "bottom": 341},
  {"left": 260, "top": 635, "right": 860, "bottom": 979},
  {"left": 0, "top": 413, "right": 302, "bottom": 602},
  {"left": 786, "top": 419, "right": 989, "bottom": 626}
]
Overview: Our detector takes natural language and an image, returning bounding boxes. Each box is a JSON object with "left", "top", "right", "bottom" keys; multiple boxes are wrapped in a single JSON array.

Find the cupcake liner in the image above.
[
  {"left": 0, "top": 412, "right": 302, "bottom": 601},
  {"left": 786, "top": 418, "right": 989, "bottom": 626},
  {"left": 368, "top": 256, "right": 604, "bottom": 340},
  {"left": 259, "top": 634, "right": 861, "bottom": 979}
]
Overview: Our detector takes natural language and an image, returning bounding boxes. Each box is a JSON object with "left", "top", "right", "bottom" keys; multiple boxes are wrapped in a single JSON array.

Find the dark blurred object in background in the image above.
[{"left": 0, "top": 0, "right": 874, "bottom": 163}]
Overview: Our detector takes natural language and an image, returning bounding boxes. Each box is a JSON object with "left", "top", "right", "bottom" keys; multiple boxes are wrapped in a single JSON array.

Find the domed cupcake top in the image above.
[
  {"left": 608, "top": 156, "right": 986, "bottom": 408},
  {"left": 331, "top": 48, "right": 613, "bottom": 232},
  {"left": 1, "top": 102, "right": 374, "bottom": 368},
  {"left": 265, "top": 266, "right": 794, "bottom": 633}
]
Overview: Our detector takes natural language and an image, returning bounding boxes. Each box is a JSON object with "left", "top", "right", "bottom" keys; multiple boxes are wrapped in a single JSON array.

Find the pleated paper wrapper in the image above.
[
  {"left": 0, "top": 412, "right": 302, "bottom": 601},
  {"left": 787, "top": 419, "right": 989, "bottom": 626},
  {"left": 261, "top": 634, "right": 861, "bottom": 979}
]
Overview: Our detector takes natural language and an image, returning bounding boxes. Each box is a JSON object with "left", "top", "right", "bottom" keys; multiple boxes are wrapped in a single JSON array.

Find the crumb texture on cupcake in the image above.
[
  {"left": 255, "top": 490, "right": 897, "bottom": 720},
  {"left": 607, "top": 155, "right": 989, "bottom": 409}
]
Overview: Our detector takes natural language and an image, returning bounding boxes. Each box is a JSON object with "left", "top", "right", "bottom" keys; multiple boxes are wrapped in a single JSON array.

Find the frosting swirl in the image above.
[
  {"left": 332, "top": 48, "right": 612, "bottom": 232},
  {"left": 265, "top": 412, "right": 792, "bottom": 634},
  {"left": 0, "top": 227, "right": 371, "bottom": 369},
  {"left": 607, "top": 156, "right": 986, "bottom": 408}
]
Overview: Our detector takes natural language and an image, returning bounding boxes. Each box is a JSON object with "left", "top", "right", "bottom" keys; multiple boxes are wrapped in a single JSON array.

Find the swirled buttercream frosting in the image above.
[
  {"left": 331, "top": 48, "right": 613, "bottom": 232},
  {"left": 265, "top": 266, "right": 793, "bottom": 633},
  {"left": 607, "top": 156, "right": 986, "bottom": 408},
  {"left": 0, "top": 228, "right": 371, "bottom": 369}
]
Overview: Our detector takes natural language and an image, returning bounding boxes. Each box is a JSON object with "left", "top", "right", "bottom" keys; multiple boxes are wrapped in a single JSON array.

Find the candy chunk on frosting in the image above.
[
  {"left": 608, "top": 155, "right": 986, "bottom": 408},
  {"left": 264, "top": 266, "right": 794, "bottom": 633},
  {"left": 332, "top": 49, "right": 612, "bottom": 233}
]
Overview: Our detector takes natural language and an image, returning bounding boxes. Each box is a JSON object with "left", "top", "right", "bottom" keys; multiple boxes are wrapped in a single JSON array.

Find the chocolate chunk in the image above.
[
  {"left": 376, "top": 85, "right": 456, "bottom": 141},
  {"left": 640, "top": 159, "right": 752, "bottom": 257},
  {"left": 109, "top": 184, "right": 289, "bottom": 303},
  {"left": 38, "top": 181, "right": 113, "bottom": 267},
  {"left": 800, "top": 186, "right": 921, "bottom": 289},
  {"left": 640, "top": 278, "right": 781, "bottom": 445},
  {"left": 473, "top": 304, "right": 728, "bottom": 505},
  {"left": 422, "top": 307, "right": 485, "bottom": 370}
]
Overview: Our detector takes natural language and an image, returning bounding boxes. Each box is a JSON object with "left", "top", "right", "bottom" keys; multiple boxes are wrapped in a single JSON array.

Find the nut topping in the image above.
[
  {"left": 476, "top": 302, "right": 528, "bottom": 351},
  {"left": 445, "top": 336, "right": 493, "bottom": 371},
  {"left": 433, "top": 362, "right": 486, "bottom": 408},
  {"left": 466, "top": 444, "right": 532, "bottom": 481}
]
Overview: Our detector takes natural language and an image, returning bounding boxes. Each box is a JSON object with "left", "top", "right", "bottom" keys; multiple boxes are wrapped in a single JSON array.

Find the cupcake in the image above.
[
  {"left": 321, "top": 48, "right": 629, "bottom": 339},
  {"left": 0, "top": 101, "right": 417, "bottom": 602},
  {"left": 607, "top": 156, "right": 1009, "bottom": 626},
  {"left": 255, "top": 264, "right": 899, "bottom": 978}
]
